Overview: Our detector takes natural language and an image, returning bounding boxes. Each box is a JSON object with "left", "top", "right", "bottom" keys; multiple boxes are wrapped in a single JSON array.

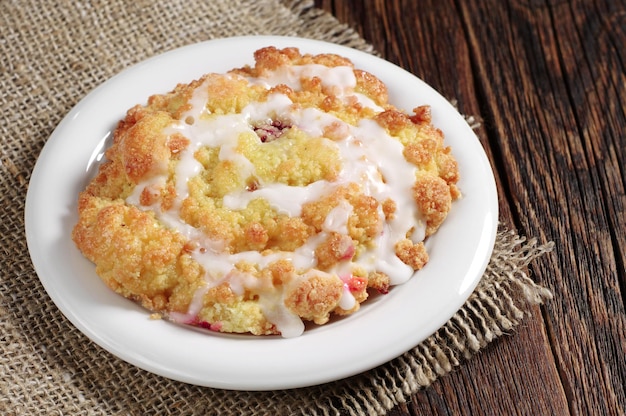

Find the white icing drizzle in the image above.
[
  {"left": 259, "top": 292, "right": 304, "bottom": 338},
  {"left": 250, "top": 64, "right": 355, "bottom": 92},
  {"left": 166, "top": 112, "right": 254, "bottom": 203},
  {"left": 242, "top": 92, "right": 294, "bottom": 123},
  {"left": 249, "top": 64, "right": 381, "bottom": 111},
  {"left": 353, "top": 92, "right": 384, "bottom": 112},
  {"left": 223, "top": 180, "right": 331, "bottom": 217},
  {"left": 168, "top": 284, "right": 210, "bottom": 324},
  {"left": 322, "top": 200, "right": 353, "bottom": 234},
  {"left": 339, "top": 286, "right": 356, "bottom": 310},
  {"left": 126, "top": 175, "right": 167, "bottom": 206},
  {"left": 124, "top": 63, "right": 430, "bottom": 337}
]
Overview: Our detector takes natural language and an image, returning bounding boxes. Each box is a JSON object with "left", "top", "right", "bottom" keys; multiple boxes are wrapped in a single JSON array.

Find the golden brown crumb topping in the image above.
[{"left": 72, "top": 46, "right": 460, "bottom": 337}]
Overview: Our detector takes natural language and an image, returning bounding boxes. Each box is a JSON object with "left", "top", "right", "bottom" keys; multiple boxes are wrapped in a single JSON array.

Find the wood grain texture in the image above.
[{"left": 314, "top": 0, "right": 626, "bottom": 415}]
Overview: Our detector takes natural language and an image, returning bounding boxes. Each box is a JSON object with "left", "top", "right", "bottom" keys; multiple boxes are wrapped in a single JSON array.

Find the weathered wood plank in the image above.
[
  {"left": 318, "top": 0, "right": 604, "bottom": 414},
  {"left": 406, "top": 307, "right": 569, "bottom": 416},
  {"left": 457, "top": 0, "right": 626, "bottom": 414}
]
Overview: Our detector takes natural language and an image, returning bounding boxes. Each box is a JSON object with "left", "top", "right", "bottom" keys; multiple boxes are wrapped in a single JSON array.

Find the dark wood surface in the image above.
[{"left": 313, "top": 1, "right": 626, "bottom": 415}]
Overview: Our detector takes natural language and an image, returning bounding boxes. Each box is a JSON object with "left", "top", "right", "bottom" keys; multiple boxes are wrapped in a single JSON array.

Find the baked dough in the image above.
[{"left": 72, "top": 47, "right": 460, "bottom": 337}]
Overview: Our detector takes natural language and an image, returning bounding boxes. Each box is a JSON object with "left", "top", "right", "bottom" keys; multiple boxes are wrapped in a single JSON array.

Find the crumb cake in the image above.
[{"left": 72, "top": 46, "right": 461, "bottom": 337}]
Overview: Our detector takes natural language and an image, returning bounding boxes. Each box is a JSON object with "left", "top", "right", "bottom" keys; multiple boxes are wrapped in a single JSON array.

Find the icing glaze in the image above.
[{"left": 126, "top": 63, "right": 428, "bottom": 337}]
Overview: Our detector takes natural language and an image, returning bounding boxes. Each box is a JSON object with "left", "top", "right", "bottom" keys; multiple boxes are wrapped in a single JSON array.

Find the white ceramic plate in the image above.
[{"left": 25, "top": 36, "right": 498, "bottom": 390}]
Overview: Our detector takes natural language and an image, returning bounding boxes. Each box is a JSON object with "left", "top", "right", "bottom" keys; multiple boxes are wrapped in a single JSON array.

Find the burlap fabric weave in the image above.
[{"left": 0, "top": 1, "right": 554, "bottom": 414}]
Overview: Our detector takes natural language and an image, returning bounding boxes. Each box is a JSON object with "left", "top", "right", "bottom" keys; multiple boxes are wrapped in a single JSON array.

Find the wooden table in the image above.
[{"left": 314, "top": 1, "right": 626, "bottom": 414}]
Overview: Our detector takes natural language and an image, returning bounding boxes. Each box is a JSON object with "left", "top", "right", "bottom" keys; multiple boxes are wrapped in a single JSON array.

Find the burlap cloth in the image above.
[{"left": 0, "top": 1, "right": 554, "bottom": 414}]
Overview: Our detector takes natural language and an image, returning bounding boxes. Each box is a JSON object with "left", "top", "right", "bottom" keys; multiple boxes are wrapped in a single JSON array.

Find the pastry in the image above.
[{"left": 72, "top": 46, "right": 460, "bottom": 337}]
